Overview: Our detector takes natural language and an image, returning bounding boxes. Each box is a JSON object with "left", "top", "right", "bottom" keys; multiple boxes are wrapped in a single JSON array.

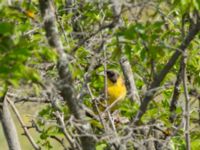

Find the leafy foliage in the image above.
[{"left": 0, "top": 0, "right": 200, "bottom": 149}]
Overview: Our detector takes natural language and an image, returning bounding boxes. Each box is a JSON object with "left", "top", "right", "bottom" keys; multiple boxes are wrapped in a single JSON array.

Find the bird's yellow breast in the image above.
[{"left": 107, "top": 76, "right": 126, "bottom": 105}]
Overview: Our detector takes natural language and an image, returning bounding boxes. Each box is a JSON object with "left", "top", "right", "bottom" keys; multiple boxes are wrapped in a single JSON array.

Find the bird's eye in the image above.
[
  {"left": 110, "top": 72, "right": 114, "bottom": 76},
  {"left": 107, "top": 71, "right": 114, "bottom": 77}
]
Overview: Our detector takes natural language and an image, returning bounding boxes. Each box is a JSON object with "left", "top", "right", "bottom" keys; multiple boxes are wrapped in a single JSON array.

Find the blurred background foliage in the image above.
[{"left": 0, "top": 0, "right": 200, "bottom": 149}]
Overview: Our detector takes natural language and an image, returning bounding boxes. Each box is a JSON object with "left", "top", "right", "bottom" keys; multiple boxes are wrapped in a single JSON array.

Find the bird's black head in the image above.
[{"left": 106, "top": 70, "right": 119, "bottom": 83}]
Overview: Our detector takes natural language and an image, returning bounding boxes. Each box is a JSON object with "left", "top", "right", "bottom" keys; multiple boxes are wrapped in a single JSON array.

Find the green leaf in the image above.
[
  {"left": 191, "top": 140, "right": 200, "bottom": 150},
  {"left": 0, "top": 22, "right": 14, "bottom": 35},
  {"left": 96, "top": 143, "right": 107, "bottom": 150}
]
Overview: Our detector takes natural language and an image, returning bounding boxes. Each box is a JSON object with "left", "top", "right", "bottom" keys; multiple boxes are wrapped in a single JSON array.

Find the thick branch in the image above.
[
  {"left": 120, "top": 56, "right": 140, "bottom": 104},
  {"left": 110, "top": 0, "right": 122, "bottom": 18},
  {"left": 0, "top": 93, "right": 21, "bottom": 150},
  {"left": 39, "top": 1, "right": 96, "bottom": 149},
  {"left": 7, "top": 98, "right": 40, "bottom": 150},
  {"left": 39, "top": 0, "right": 81, "bottom": 118}
]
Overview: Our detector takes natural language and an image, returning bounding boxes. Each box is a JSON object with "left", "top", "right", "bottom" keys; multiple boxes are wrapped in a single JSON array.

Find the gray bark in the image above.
[{"left": 0, "top": 96, "right": 21, "bottom": 150}]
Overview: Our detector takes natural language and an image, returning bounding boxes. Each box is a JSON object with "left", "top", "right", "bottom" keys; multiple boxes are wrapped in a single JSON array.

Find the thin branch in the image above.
[
  {"left": 86, "top": 83, "right": 106, "bottom": 129},
  {"left": 71, "top": 0, "right": 122, "bottom": 54},
  {"left": 198, "top": 99, "right": 200, "bottom": 126},
  {"left": 160, "top": 107, "right": 185, "bottom": 149},
  {"left": 31, "top": 120, "right": 69, "bottom": 150},
  {"left": 93, "top": 99, "right": 107, "bottom": 130},
  {"left": 103, "top": 39, "right": 121, "bottom": 149},
  {"left": 44, "top": 85, "right": 78, "bottom": 149},
  {"left": 102, "top": 42, "right": 114, "bottom": 133},
  {"left": 54, "top": 111, "right": 76, "bottom": 149},
  {"left": 71, "top": 21, "right": 116, "bottom": 53},
  {"left": 50, "top": 136, "right": 69, "bottom": 150},
  {"left": 169, "top": 12, "right": 187, "bottom": 122},
  {"left": 78, "top": 40, "right": 105, "bottom": 100},
  {"left": 169, "top": 64, "right": 183, "bottom": 123},
  {"left": 182, "top": 52, "right": 190, "bottom": 150},
  {"left": 7, "top": 98, "right": 40, "bottom": 150},
  {"left": 7, "top": 93, "right": 50, "bottom": 103},
  {"left": 189, "top": 89, "right": 200, "bottom": 125},
  {"left": 103, "top": 94, "right": 126, "bottom": 114}
]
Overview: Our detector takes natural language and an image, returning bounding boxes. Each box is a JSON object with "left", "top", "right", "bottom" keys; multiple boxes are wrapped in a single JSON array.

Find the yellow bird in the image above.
[
  {"left": 88, "top": 70, "right": 127, "bottom": 126},
  {"left": 98, "top": 70, "right": 127, "bottom": 112},
  {"left": 106, "top": 70, "right": 126, "bottom": 104}
]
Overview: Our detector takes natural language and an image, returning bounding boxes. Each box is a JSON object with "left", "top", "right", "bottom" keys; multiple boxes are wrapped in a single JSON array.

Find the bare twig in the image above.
[
  {"left": 160, "top": 109, "right": 185, "bottom": 149},
  {"left": 86, "top": 83, "right": 107, "bottom": 129},
  {"left": 182, "top": 52, "right": 190, "bottom": 150},
  {"left": 71, "top": 0, "right": 122, "bottom": 54},
  {"left": 103, "top": 41, "right": 121, "bottom": 149},
  {"left": 169, "top": 65, "right": 183, "bottom": 122},
  {"left": 54, "top": 111, "right": 76, "bottom": 149},
  {"left": 7, "top": 93, "right": 50, "bottom": 103},
  {"left": 71, "top": 21, "right": 116, "bottom": 53},
  {"left": 78, "top": 40, "right": 105, "bottom": 100},
  {"left": 103, "top": 94, "right": 126, "bottom": 114},
  {"left": 198, "top": 99, "right": 200, "bottom": 126},
  {"left": 103, "top": 43, "right": 115, "bottom": 132},
  {"left": 31, "top": 120, "right": 69, "bottom": 149},
  {"left": 189, "top": 89, "right": 200, "bottom": 125},
  {"left": 44, "top": 85, "right": 78, "bottom": 149},
  {"left": 7, "top": 98, "right": 40, "bottom": 150},
  {"left": 50, "top": 136, "right": 69, "bottom": 150},
  {"left": 169, "top": 12, "right": 187, "bottom": 123},
  {"left": 93, "top": 99, "right": 107, "bottom": 130}
]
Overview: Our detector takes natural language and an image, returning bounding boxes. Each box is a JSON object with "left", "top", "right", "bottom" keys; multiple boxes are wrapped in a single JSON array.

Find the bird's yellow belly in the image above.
[{"left": 107, "top": 83, "right": 126, "bottom": 105}]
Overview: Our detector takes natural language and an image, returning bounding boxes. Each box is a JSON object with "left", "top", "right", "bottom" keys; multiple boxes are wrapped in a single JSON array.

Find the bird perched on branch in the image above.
[
  {"left": 97, "top": 70, "right": 127, "bottom": 112},
  {"left": 86, "top": 70, "right": 127, "bottom": 126},
  {"left": 106, "top": 70, "right": 126, "bottom": 105}
]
